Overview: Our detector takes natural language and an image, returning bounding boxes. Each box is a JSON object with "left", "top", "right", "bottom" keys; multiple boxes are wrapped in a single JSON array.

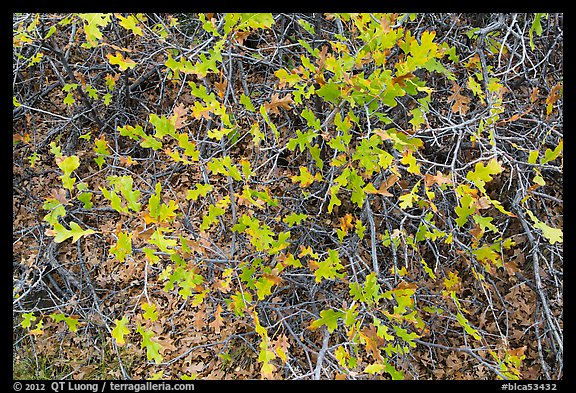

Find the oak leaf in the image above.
[
  {"left": 448, "top": 81, "right": 470, "bottom": 115},
  {"left": 264, "top": 93, "right": 294, "bottom": 115}
]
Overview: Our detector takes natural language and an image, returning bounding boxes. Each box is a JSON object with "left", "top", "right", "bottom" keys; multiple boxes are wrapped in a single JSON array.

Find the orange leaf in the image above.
[
  {"left": 339, "top": 213, "right": 354, "bottom": 233},
  {"left": 424, "top": 171, "right": 453, "bottom": 188}
]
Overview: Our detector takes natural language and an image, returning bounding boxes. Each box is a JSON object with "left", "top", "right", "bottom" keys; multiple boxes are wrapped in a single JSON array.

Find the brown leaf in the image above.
[
  {"left": 424, "top": 171, "right": 453, "bottom": 188},
  {"left": 316, "top": 45, "right": 329, "bottom": 70},
  {"left": 263, "top": 269, "right": 284, "bottom": 285},
  {"left": 360, "top": 324, "right": 384, "bottom": 360},
  {"left": 392, "top": 72, "right": 414, "bottom": 87},
  {"left": 234, "top": 30, "right": 251, "bottom": 46},
  {"left": 214, "top": 77, "right": 228, "bottom": 100},
  {"left": 172, "top": 103, "right": 188, "bottom": 129},
  {"left": 380, "top": 14, "right": 392, "bottom": 33},
  {"left": 448, "top": 81, "right": 470, "bottom": 115},
  {"left": 264, "top": 93, "right": 294, "bottom": 115},
  {"left": 476, "top": 196, "right": 491, "bottom": 210},
  {"left": 530, "top": 87, "right": 539, "bottom": 103},
  {"left": 193, "top": 305, "right": 206, "bottom": 331},
  {"left": 51, "top": 188, "right": 69, "bottom": 205},
  {"left": 209, "top": 304, "right": 224, "bottom": 334},
  {"left": 271, "top": 334, "right": 290, "bottom": 362},
  {"left": 375, "top": 174, "right": 399, "bottom": 196},
  {"left": 119, "top": 155, "right": 137, "bottom": 166}
]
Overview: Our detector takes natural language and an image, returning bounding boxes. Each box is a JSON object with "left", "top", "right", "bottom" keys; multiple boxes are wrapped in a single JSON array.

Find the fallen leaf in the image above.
[
  {"left": 209, "top": 304, "right": 224, "bottom": 334},
  {"left": 448, "top": 81, "right": 471, "bottom": 115}
]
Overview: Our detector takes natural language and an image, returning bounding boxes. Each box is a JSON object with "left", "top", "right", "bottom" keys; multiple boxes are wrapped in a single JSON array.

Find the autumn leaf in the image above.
[
  {"left": 424, "top": 171, "right": 453, "bottom": 188},
  {"left": 339, "top": 213, "right": 354, "bottom": 233},
  {"left": 209, "top": 304, "right": 225, "bottom": 334},
  {"left": 271, "top": 334, "right": 290, "bottom": 363},
  {"left": 214, "top": 77, "right": 228, "bottom": 100},
  {"left": 448, "top": 81, "right": 471, "bottom": 115},
  {"left": 107, "top": 51, "right": 137, "bottom": 71},
  {"left": 264, "top": 93, "right": 294, "bottom": 115},
  {"left": 51, "top": 188, "right": 69, "bottom": 205}
]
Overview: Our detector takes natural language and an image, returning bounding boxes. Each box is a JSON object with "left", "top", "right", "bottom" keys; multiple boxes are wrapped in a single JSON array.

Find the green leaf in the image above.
[
  {"left": 238, "top": 13, "right": 275, "bottom": 30},
  {"left": 112, "top": 316, "right": 130, "bottom": 346},
  {"left": 349, "top": 272, "right": 382, "bottom": 305},
  {"left": 43, "top": 199, "right": 67, "bottom": 225},
  {"left": 69, "top": 222, "right": 96, "bottom": 242},
  {"left": 85, "top": 85, "right": 98, "bottom": 100},
  {"left": 310, "top": 309, "right": 344, "bottom": 333},
  {"left": 297, "top": 18, "right": 316, "bottom": 35},
  {"left": 21, "top": 312, "right": 36, "bottom": 329},
  {"left": 287, "top": 129, "right": 317, "bottom": 152},
  {"left": 400, "top": 150, "right": 421, "bottom": 175},
  {"left": 541, "top": 140, "right": 562, "bottom": 164},
  {"left": 149, "top": 113, "right": 177, "bottom": 139},
  {"left": 117, "top": 14, "right": 144, "bottom": 36},
  {"left": 117, "top": 175, "right": 142, "bottom": 212},
  {"left": 109, "top": 231, "right": 133, "bottom": 262},
  {"left": 50, "top": 313, "right": 80, "bottom": 333},
  {"left": 314, "top": 249, "right": 345, "bottom": 283},
  {"left": 364, "top": 363, "right": 385, "bottom": 375},
  {"left": 392, "top": 325, "right": 419, "bottom": 347},
  {"left": 465, "top": 158, "right": 503, "bottom": 192},
  {"left": 78, "top": 13, "right": 112, "bottom": 46},
  {"left": 291, "top": 166, "right": 322, "bottom": 188},
  {"left": 255, "top": 276, "right": 275, "bottom": 300},
  {"left": 186, "top": 183, "right": 213, "bottom": 201},
  {"left": 143, "top": 247, "right": 160, "bottom": 264},
  {"left": 456, "top": 312, "right": 481, "bottom": 340},
  {"left": 328, "top": 185, "right": 342, "bottom": 213},
  {"left": 107, "top": 51, "right": 137, "bottom": 71},
  {"left": 52, "top": 222, "right": 95, "bottom": 243},
  {"left": 57, "top": 155, "right": 80, "bottom": 177},
  {"left": 473, "top": 214, "right": 498, "bottom": 234},
  {"left": 136, "top": 325, "right": 163, "bottom": 363},
  {"left": 240, "top": 93, "right": 255, "bottom": 112},
  {"left": 93, "top": 136, "right": 109, "bottom": 169},
  {"left": 526, "top": 210, "right": 563, "bottom": 244},
  {"left": 283, "top": 213, "right": 308, "bottom": 227},
  {"left": 49, "top": 142, "right": 63, "bottom": 157},
  {"left": 529, "top": 13, "right": 547, "bottom": 50},
  {"left": 101, "top": 187, "right": 126, "bottom": 213},
  {"left": 301, "top": 108, "right": 321, "bottom": 130},
  {"left": 142, "top": 302, "right": 158, "bottom": 322},
  {"left": 316, "top": 82, "right": 341, "bottom": 103},
  {"left": 398, "top": 182, "right": 420, "bottom": 210},
  {"left": 455, "top": 193, "right": 475, "bottom": 227},
  {"left": 149, "top": 227, "right": 177, "bottom": 253},
  {"left": 199, "top": 199, "right": 228, "bottom": 231}
]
